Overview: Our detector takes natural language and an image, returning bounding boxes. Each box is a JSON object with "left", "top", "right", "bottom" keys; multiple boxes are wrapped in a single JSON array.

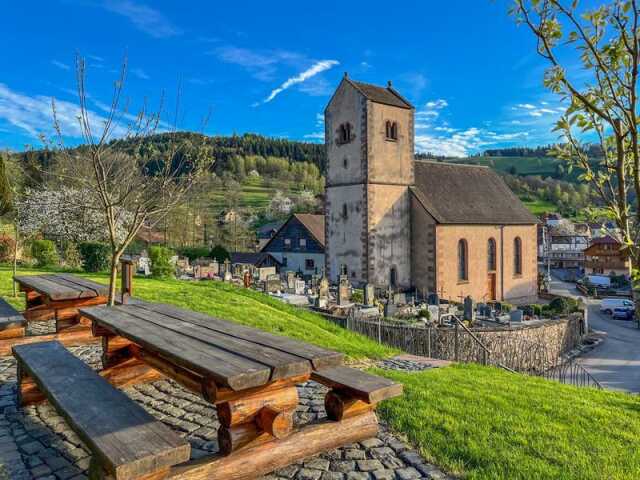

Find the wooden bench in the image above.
[
  {"left": 311, "top": 366, "right": 403, "bottom": 420},
  {"left": 13, "top": 341, "right": 191, "bottom": 480},
  {"left": 0, "top": 298, "right": 26, "bottom": 339}
]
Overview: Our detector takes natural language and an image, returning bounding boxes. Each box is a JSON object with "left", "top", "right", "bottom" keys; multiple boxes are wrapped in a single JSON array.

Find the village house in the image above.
[
  {"left": 583, "top": 235, "right": 630, "bottom": 278},
  {"left": 324, "top": 75, "right": 538, "bottom": 303},
  {"left": 544, "top": 220, "right": 590, "bottom": 270},
  {"left": 261, "top": 213, "right": 325, "bottom": 277}
]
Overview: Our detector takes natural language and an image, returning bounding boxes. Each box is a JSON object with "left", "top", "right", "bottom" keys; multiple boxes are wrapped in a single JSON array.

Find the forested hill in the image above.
[
  {"left": 13, "top": 132, "right": 327, "bottom": 180},
  {"left": 111, "top": 132, "right": 327, "bottom": 173}
]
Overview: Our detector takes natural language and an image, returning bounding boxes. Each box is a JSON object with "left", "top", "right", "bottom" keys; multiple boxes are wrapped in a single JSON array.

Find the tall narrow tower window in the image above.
[
  {"left": 458, "top": 239, "right": 468, "bottom": 281},
  {"left": 337, "top": 123, "right": 353, "bottom": 144},
  {"left": 385, "top": 120, "right": 398, "bottom": 141}
]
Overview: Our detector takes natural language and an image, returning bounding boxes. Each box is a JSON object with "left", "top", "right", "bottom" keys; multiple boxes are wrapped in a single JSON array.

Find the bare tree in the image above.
[
  {"left": 511, "top": 0, "right": 640, "bottom": 320},
  {"left": 46, "top": 55, "right": 211, "bottom": 305}
]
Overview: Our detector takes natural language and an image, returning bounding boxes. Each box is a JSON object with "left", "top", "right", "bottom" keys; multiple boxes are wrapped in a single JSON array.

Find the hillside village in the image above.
[{"left": 1, "top": 1, "right": 640, "bottom": 480}]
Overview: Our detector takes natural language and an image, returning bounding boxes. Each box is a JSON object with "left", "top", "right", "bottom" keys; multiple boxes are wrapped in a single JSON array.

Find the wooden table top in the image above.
[
  {"left": 79, "top": 302, "right": 345, "bottom": 391},
  {"left": 14, "top": 274, "right": 110, "bottom": 301}
]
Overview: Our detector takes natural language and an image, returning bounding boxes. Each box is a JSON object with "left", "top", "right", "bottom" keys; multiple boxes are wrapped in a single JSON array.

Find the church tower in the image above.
[{"left": 324, "top": 75, "right": 414, "bottom": 288}]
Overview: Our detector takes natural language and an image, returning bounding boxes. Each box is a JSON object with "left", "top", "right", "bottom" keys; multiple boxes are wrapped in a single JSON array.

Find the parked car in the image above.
[
  {"left": 612, "top": 307, "right": 635, "bottom": 320},
  {"left": 600, "top": 297, "right": 634, "bottom": 315}
]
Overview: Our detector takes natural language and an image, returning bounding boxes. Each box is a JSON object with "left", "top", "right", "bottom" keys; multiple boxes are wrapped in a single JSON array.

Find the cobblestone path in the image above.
[{"left": 0, "top": 346, "right": 452, "bottom": 480}]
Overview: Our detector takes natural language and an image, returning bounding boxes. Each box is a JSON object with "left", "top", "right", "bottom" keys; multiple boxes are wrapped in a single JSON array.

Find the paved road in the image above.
[{"left": 549, "top": 277, "right": 640, "bottom": 393}]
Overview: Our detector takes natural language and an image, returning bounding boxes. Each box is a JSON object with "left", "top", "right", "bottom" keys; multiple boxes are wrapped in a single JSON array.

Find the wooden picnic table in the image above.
[
  {"left": 78, "top": 301, "right": 402, "bottom": 480},
  {"left": 0, "top": 274, "right": 111, "bottom": 356},
  {"left": 14, "top": 273, "right": 109, "bottom": 328}
]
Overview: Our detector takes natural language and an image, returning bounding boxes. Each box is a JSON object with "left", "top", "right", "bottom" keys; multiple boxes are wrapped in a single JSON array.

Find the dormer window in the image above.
[
  {"left": 337, "top": 123, "right": 353, "bottom": 145},
  {"left": 385, "top": 121, "right": 398, "bottom": 141}
]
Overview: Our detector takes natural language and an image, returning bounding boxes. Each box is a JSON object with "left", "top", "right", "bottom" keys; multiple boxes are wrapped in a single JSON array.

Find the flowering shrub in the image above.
[{"left": 31, "top": 239, "right": 59, "bottom": 267}]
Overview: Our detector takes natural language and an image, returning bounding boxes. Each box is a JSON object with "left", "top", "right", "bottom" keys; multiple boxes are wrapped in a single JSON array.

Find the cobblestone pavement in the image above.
[{"left": 0, "top": 347, "right": 453, "bottom": 480}]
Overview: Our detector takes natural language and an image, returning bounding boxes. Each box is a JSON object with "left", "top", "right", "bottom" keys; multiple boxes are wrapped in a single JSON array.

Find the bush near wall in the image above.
[
  {"left": 177, "top": 246, "right": 210, "bottom": 262},
  {"left": 78, "top": 242, "right": 111, "bottom": 272},
  {"left": 31, "top": 239, "right": 59, "bottom": 267},
  {"left": 149, "top": 246, "right": 174, "bottom": 278}
]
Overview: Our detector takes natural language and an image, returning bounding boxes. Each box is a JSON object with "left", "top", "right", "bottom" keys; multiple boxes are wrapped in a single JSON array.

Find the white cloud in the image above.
[
  {"left": 425, "top": 99, "right": 448, "bottom": 110},
  {"left": 213, "top": 46, "right": 301, "bottom": 81},
  {"left": 131, "top": 68, "right": 150, "bottom": 80},
  {"left": 0, "top": 83, "right": 128, "bottom": 140},
  {"left": 304, "top": 132, "right": 324, "bottom": 141},
  {"left": 516, "top": 103, "right": 536, "bottom": 109},
  {"left": 260, "top": 60, "right": 339, "bottom": 104},
  {"left": 102, "top": 0, "right": 181, "bottom": 38},
  {"left": 51, "top": 60, "right": 70, "bottom": 71}
]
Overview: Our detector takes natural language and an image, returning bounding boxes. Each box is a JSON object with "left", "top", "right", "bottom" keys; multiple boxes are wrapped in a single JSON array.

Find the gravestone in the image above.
[
  {"left": 337, "top": 275, "right": 351, "bottom": 306},
  {"left": 211, "top": 260, "right": 219, "bottom": 275},
  {"left": 264, "top": 274, "right": 281, "bottom": 293},
  {"left": 463, "top": 296, "right": 475, "bottom": 321},
  {"left": 287, "top": 271, "right": 296, "bottom": 290},
  {"left": 384, "top": 301, "right": 398, "bottom": 318},
  {"left": 393, "top": 293, "right": 406, "bottom": 305},
  {"left": 223, "top": 259, "right": 231, "bottom": 276},
  {"left": 427, "top": 293, "right": 440, "bottom": 306},
  {"left": 318, "top": 276, "right": 329, "bottom": 299},
  {"left": 243, "top": 271, "right": 252, "bottom": 288},
  {"left": 295, "top": 279, "right": 306, "bottom": 295},
  {"left": 364, "top": 284, "right": 375, "bottom": 306},
  {"left": 223, "top": 270, "right": 233, "bottom": 282}
]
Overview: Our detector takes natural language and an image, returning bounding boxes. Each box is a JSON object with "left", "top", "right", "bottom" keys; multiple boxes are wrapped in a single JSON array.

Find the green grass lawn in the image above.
[
  {"left": 0, "top": 265, "right": 395, "bottom": 361},
  {"left": 376, "top": 364, "right": 640, "bottom": 480},
  {"left": 3, "top": 265, "right": 639, "bottom": 479},
  {"left": 521, "top": 198, "right": 559, "bottom": 215}
]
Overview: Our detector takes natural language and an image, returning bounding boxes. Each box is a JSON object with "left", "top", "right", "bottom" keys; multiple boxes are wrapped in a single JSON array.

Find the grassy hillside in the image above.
[
  {"left": 446, "top": 155, "right": 563, "bottom": 177},
  {"left": 0, "top": 266, "right": 395, "bottom": 361},
  {"left": 377, "top": 364, "right": 640, "bottom": 480}
]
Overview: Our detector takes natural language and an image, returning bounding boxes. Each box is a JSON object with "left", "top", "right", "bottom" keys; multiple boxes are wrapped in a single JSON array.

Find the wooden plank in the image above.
[
  {"left": 53, "top": 274, "right": 109, "bottom": 296},
  {"left": 13, "top": 341, "right": 191, "bottom": 479},
  {"left": 14, "top": 275, "right": 82, "bottom": 301},
  {"left": 133, "top": 302, "right": 344, "bottom": 370},
  {"left": 311, "top": 366, "right": 403, "bottom": 404},
  {"left": 0, "top": 329, "right": 100, "bottom": 356},
  {"left": 167, "top": 411, "right": 379, "bottom": 480},
  {"left": 120, "top": 305, "right": 311, "bottom": 381},
  {"left": 80, "top": 306, "right": 272, "bottom": 390},
  {"left": 45, "top": 276, "right": 99, "bottom": 299}
]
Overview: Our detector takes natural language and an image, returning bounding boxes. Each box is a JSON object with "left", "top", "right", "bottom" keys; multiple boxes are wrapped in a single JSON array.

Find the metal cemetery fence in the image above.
[{"left": 322, "top": 312, "right": 593, "bottom": 386}]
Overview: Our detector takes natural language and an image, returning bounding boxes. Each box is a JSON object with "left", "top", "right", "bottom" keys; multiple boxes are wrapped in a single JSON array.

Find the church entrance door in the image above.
[{"left": 487, "top": 273, "right": 497, "bottom": 301}]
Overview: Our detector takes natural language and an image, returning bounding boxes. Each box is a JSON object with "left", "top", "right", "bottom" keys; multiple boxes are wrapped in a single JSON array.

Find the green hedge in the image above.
[
  {"left": 149, "top": 246, "right": 174, "bottom": 278},
  {"left": 31, "top": 239, "right": 59, "bottom": 267},
  {"left": 79, "top": 242, "right": 111, "bottom": 272}
]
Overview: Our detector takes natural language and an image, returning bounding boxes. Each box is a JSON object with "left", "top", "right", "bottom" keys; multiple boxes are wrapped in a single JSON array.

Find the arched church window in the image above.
[
  {"left": 337, "top": 123, "right": 353, "bottom": 144},
  {"left": 514, "top": 237, "right": 523, "bottom": 275},
  {"left": 458, "top": 239, "right": 468, "bottom": 281},
  {"left": 488, "top": 238, "right": 496, "bottom": 272},
  {"left": 385, "top": 120, "right": 398, "bottom": 141}
]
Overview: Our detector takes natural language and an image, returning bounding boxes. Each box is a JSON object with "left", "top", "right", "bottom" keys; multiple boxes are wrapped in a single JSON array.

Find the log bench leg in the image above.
[
  {"left": 167, "top": 411, "right": 380, "bottom": 480},
  {"left": 88, "top": 457, "right": 170, "bottom": 480},
  {"left": 0, "top": 326, "right": 25, "bottom": 340},
  {"left": 216, "top": 386, "right": 298, "bottom": 455},
  {"left": 16, "top": 361, "right": 45, "bottom": 406}
]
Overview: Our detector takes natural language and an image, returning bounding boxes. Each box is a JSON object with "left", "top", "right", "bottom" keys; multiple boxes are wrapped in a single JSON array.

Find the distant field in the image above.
[
  {"left": 446, "top": 156, "right": 562, "bottom": 177},
  {"left": 521, "top": 198, "right": 559, "bottom": 215},
  {"left": 208, "top": 177, "right": 304, "bottom": 212}
]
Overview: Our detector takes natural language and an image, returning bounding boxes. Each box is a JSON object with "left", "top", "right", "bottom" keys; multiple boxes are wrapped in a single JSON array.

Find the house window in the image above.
[
  {"left": 305, "top": 259, "right": 315, "bottom": 270},
  {"left": 337, "top": 123, "right": 353, "bottom": 144},
  {"left": 299, "top": 238, "right": 307, "bottom": 248},
  {"left": 514, "top": 237, "right": 523, "bottom": 275},
  {"left": 284, "top": 238, "right": 291, "bottom": 250},
  {"left": 488, "top": 238, "right": 497, "bottom": 272},
  {"left": 385, "top": 121, "right": 398, "bottom": 141},
  {"left": 458, "top": 239, "right": 468, "bottom": 281}
]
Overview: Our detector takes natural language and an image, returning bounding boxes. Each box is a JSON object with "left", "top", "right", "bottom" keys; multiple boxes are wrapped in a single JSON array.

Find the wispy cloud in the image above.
[
  {"left": 0, "top": 83, "right": 128, "bottom": 140},
  {"left": 51, "top": 60, "right": 70, "bottom": 71},
  {"left": 304, "top": 132, "right": 324, "bottom": 141},
  {"left": 131, "top": 68, "right": 150, "bottom": 80},
  {"left": 101, "top": 0, "right": 181, "bottom": 38},
  {"left": 258, "top": 60, "right": 339, "bottom": 105},
  {"left": 212, "top": 46, "right": 303, "bottom": 81}
]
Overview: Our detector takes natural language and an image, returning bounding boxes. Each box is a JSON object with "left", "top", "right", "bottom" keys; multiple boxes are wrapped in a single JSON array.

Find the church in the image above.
[{"left": 324, "top": 75, "right": 538, "bottom": 304}]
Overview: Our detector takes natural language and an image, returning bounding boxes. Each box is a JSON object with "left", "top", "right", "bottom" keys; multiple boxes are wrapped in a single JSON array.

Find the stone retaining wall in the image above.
[{"left": 322, "top": 313, "right": 585, "bottom": 372}]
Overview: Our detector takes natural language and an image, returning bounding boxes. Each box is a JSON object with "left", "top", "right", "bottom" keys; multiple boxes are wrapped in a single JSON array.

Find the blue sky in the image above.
[{"left": 0, "top": 0, "right": 571, "bottom": 156}]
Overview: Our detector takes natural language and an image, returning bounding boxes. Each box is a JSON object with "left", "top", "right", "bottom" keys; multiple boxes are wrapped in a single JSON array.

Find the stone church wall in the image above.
[{"left": 434, "top": 224, "right": 537, "bottom": 303}]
